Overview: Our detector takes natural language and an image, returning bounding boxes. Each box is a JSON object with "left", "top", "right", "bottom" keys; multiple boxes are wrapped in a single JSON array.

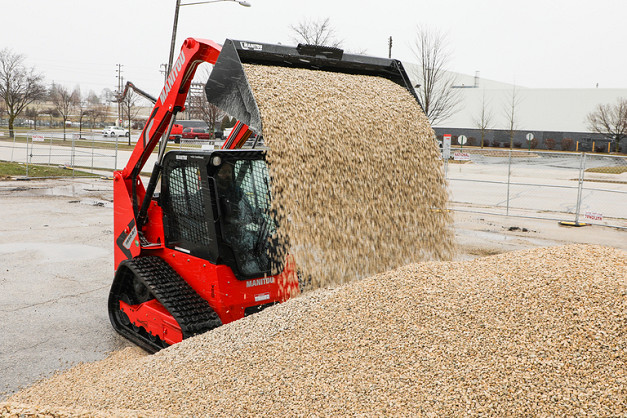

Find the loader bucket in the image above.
[{"left": 205, "top": 39, "right": 420, "bottom": 134}]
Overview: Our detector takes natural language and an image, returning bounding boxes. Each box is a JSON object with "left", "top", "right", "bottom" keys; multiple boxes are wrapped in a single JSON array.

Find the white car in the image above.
[{"left": 102, "top": 126, "right": 129, "bottom": 137}]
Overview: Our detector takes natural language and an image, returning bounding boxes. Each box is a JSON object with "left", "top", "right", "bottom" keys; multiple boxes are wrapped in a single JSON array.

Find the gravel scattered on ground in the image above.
[{"left": 3, "top": 244, "right": 625, "bottom": 416}]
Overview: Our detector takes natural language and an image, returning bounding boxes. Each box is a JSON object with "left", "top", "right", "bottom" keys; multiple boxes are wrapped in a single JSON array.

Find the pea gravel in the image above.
[
  {"left": 3, "top": 244, "right": 625, "bottom": 416},
  {"left": 242, "top": 64, "right": 455, "bottom": 289}
]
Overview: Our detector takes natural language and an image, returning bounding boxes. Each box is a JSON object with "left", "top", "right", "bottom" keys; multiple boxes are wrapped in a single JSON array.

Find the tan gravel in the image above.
[
  {"left": 4, "top": 64, "right": 624, "bottom": 417},
  {"left": 4, "top": 244, "right": 626, "bottom": 416},
  {"left": 243, "top": 64, "right": 454, "bottom": 289}
]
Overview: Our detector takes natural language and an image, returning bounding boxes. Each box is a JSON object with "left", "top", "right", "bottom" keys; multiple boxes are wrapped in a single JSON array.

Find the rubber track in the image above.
[
  {"left": 131, "top": 256, "right": 222, "bottom": 338},
  {"left": 109, "top": 255, "right": 222, "bottom": 353}
]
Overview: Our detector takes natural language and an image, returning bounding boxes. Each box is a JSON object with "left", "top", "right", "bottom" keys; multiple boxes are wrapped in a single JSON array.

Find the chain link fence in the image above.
[
  {"left": 0, "top": 131, "right": 232, "bottom": 178},
  {"left": 2, "top": 133, "right": 626, "bottom": 229},
  {"left": 445, "top": 148, "right": 627, "bottom": 229},
  {"left": 0, "top": 131, "right": 125, "bottom": 176}
]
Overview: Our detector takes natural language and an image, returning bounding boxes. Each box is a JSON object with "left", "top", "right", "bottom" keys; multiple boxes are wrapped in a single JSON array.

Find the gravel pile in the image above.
[
  {"left": 3, "top": 244, "right": 625, "bottom": 416},
  {"left": 243, "top": 64, "right": 454, "bottom": 289}
]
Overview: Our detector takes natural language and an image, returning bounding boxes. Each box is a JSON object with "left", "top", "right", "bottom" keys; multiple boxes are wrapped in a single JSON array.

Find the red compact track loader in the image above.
[{"left": 108, "top": 38, "right": 419, "bottom": 352}]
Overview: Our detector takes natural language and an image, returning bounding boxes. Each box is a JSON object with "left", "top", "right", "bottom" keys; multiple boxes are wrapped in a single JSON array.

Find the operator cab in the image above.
[{"left": 160, "top": 149, "right": 283, "bottom": 279}]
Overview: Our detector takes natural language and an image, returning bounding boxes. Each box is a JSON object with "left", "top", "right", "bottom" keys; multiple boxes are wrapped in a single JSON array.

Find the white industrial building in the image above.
[{"left": 404, "top": 64, "right": 627, "bottom": 153}]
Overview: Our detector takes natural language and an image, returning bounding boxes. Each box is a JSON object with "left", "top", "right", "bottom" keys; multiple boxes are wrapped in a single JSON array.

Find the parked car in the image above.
[
  {"left": 181, "top": 127, "right": 213, "bottom": 140},
  {"left": 102, "top": 126, "right": 129, "bottom": 137},
  {"left": 169, "top": 124, "right": 183, "bottom": 143}
]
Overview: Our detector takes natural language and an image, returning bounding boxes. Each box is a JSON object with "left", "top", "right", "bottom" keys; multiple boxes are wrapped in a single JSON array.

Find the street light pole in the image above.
[
  {"left": 167, "top": 0, "right": 182, "bottom": 79},
  {"left": 166, "top": 0, "right": 251, "bottom": 78}
]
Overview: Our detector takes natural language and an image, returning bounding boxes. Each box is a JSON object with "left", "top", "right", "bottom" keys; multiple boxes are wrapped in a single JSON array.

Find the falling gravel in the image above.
[
  {"left": 3, "top": 244, "right": 626, "bottom": 416},
  {"left": 242, "top": 64, "right": 455, "bottom": 288}
]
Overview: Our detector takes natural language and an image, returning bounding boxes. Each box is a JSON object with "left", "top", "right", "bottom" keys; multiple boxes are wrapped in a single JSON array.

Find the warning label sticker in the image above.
[
  {"left": 254, "top": 292, "right": 270, "bottom": 302},
  {"left": 122, "top": 226, "right": 138, "bottom": 249}
]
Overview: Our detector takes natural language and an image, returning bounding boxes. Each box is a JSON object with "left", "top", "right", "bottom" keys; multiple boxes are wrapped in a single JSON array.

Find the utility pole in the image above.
[
  {"left": 160, "top": 63, "right": 169, "bottom": 84},
  {"left": 115, "top": 64, "right": 124, "bottom": 127},
  {"left": 121, "top": 76, "right": 125, "bottom": 128},
  {"left": 388, "top": 36, "right": 392, "bottom": 58}
]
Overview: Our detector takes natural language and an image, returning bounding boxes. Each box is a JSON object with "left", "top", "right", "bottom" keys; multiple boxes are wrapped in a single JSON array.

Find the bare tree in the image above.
[
  {"left": 586, "top": 98, "right": 627, "bottom": 152},
  {"left": 504, "top": 85, "right": 521, "bottom": 148},
  {"left": 187, "top": 69, "right": 225, "bottom": 132},
  {"left": 188, "top": 91, "right": 222, "bottom": 132},
  {"left": 74, "top": 87, "right": 90, "bottom": 139},
  {"left": 86, "top": 90, "right": 100, "bottom": 106},
  {"left": 473, "top": 90, "right": 493, "bottom": 148},
  {"left": 0, "top": 48, "right": 46, "bottom": 137},
  {"left": 77, "top": 101, "right": 90, "bottom": 139},
  {"left": 95, "top": 89, "right": 112, "bottom": 126},
  {"left": 410, "top": 27, "right": 461, "bottom": 126},
  {"left": 0, "top": 100, "right": 6, "bottom": 125},
  {"left": 41, "top": 107, "right": 59, "bottom": 128},
  {"left": 120, "top": 89, "right": 142, "bottom": 145},
  {"left": 100, "top": 88, "right": 115, "bottom": 104},
  {"left": 50, "top": 83, "right": 79, "bottom": 140},
  {"left": 85, "top": 101, "right": 107, "bottom": 131},
  {"left": 83, "top": 90, "right": 103, "bottom": 130},
  {"left": 24, "top": 106, "right": 40, "bottom": 130},
  {"left": 290, "top": 17, "right": 343, "bottom": 48}
]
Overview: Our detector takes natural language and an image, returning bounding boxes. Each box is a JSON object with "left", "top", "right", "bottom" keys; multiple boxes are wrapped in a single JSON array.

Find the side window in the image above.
[
  {"left": 164, "top": 159, "right": 217, "bottom": 259},
  {"left": 235, "top": 160, "right": 272, "bottom": 215}
]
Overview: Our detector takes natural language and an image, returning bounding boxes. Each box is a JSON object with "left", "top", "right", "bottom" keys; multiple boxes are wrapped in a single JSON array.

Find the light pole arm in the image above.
[
  {"left": 182, "top": 0, "right": 251, "bottom": 6},
  {"left": 166, "top": 0, "right": 250, "bottom": 83}
]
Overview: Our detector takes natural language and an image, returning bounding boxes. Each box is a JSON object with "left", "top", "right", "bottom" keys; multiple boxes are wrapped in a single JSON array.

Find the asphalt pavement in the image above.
[{"left": 1, "top": 177, "right": 625, "bottom": 399}]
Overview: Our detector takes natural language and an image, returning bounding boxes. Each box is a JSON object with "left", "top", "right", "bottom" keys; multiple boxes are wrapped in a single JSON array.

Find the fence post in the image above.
[
  {"left": 506, "top": 148, "right": 512, "bottom": 216},
  {"left": 48, "top": 133, "right": 53, "bottom": 166},
  {"left": 71, "top": 133, "right": 75, "bottom": 167},
  {"left": 574, "top": 152, "right": 586, "bottom": 224},
  {"left": 91, "top": 134, "right": 95, "bottom": 173},
  {"left": 25, "top": 132, "right": 30, "bottom": 177},
  {"left": 10, "top": 132, "right": 17, "bottom": 162},
  {"left": 114, "top": 136, "right": 118, "bottom": 170}
]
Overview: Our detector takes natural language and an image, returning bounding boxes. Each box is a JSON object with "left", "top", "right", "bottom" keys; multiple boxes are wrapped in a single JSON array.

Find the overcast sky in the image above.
[{"left": 2, "top": 0, "right": 625, "bottom": 98}]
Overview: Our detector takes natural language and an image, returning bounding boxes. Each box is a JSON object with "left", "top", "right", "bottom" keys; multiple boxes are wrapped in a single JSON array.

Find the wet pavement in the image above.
[
  {"left": 0, "top": 177, "right": 625, "bottom": 399},
  {"left": 0, "top": 178, "right": 131, "bottom": 399}
]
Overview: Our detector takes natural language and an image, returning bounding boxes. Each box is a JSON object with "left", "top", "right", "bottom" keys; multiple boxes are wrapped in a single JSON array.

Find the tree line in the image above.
[
  {"left": 2, "top": 21, "right": 625, "bottom": 151},
  {"left": 0, "top": 49, "right": 127, "bottom": 139},
  {"left": 0, "top": 47, "right": 236, "bottom": 144}
]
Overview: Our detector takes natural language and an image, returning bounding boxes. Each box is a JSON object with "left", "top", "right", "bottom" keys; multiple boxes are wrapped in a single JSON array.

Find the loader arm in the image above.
[
  {"left": 117, "top": 81, "right": 158, "bottom": 105},
  {"left": 118, "top": 38, "right": 221, "bottom": 230}
]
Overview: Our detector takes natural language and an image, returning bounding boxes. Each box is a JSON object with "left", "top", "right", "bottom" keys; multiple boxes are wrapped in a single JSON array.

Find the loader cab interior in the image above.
[{"left": 160, "top": 150, "right": 281, "bottom": 280}]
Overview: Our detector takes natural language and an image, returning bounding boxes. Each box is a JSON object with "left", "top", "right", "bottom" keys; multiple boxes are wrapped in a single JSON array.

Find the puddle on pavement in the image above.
[
  {"left": 72, "top": 199, "right": 113, "bottom": 208},
  {"left": 457, "top": 229, "right": 558, "bottom": 247},
  {"left": 0, "top": 243, "right": 109, "bottom": 262},
  {"left": 2, "top": 180, "right": 113, "bottom": 204}
]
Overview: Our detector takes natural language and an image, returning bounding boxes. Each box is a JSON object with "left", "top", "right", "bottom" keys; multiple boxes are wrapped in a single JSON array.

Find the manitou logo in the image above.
[
  {"left": 159, "top": 51, "right": 187, "bottom": 104},
  {"left": 240, "top": 42, "right": 262, "bottom": 51},
  {"left": 246, "top": 277, "right": 275, "bottom": 287}
]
